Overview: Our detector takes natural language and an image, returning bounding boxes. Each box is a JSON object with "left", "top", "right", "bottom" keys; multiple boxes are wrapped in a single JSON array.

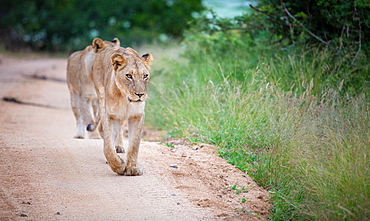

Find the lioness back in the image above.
[{"left": 66, "top": 38, "right": 120, "bottom": 139}]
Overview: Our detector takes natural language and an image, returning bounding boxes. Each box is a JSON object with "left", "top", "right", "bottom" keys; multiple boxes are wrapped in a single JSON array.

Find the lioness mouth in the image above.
[{"left": 128, "top": 97, "right": 142, "bottom": 102}]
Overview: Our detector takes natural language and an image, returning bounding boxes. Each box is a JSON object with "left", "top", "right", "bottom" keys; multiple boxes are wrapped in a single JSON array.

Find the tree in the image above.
[
  {"left": 249, "top": 0, "right": 370, "bottom": 57},
  {"left": 0, "top": 0, "right": 204, "bottom": 51}
]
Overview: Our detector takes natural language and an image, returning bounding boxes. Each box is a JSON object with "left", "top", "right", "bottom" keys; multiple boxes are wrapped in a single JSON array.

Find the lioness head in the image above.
[
  {"left": 92, "top": 37, "right": 120, "bottom": 53},
  {"left": 111, "top": 48, "right": 153, "bottom": 102}
]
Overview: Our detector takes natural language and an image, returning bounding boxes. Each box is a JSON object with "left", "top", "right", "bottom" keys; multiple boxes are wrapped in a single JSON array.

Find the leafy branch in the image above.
[{"left": 281, "top": 3, "right": 330, "bottom": 45}]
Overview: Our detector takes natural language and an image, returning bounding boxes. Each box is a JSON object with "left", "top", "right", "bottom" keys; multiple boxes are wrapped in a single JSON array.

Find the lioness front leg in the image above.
[
  {"left": 103, "top": 117, "right": 126, "bottom": 175},
  {"left": 124, "top": 115, "right": 144, "bottom": 176},
  {"left": 114, "top": 123, "right": 125, "bottom": 153}
]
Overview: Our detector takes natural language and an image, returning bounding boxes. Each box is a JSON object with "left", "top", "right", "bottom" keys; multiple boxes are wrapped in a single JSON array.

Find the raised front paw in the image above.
[
  {"left": 124, "top": 167, "right": 143, "bottom": 176},
  {"left": 107, "top": 156, "right": 125, "bottom": 175}
]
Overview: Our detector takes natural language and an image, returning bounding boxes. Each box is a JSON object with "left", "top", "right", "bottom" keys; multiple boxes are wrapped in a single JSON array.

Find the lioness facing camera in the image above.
[{"left": 87, "top": 46, "right": 153, "bottom": 175}]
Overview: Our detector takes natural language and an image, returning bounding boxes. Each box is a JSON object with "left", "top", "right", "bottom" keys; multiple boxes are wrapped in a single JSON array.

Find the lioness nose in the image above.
[{"left": 135, "top": 92, "right": 145, "bottom": 98}]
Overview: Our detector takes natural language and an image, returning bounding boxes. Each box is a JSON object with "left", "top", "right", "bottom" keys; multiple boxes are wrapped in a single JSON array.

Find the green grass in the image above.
[{"left": 146, "top": 43, "right": 369, "bottom": 220}]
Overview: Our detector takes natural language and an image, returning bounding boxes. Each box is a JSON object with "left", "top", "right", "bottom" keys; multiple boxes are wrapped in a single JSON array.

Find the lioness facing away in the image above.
[
  {"left": 87, "top": 46, "right": 153, "bottom": 176},
  {"left": 67, "top": 38, "right": 120, "bottom": 139}
]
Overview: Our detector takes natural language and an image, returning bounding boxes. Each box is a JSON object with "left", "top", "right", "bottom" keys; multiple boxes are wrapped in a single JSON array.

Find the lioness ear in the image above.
[
  {"left": 141, "top": 53, "right": 153, "bottom": 66},
  {"left": 111, "top": 54, "right": 127, "bottom": 71},
  {"left": 92, "top": 38, "right": 106, "bottom": 53},
  {"left": 111, "top": 38, "right": 120, "bottom": 46}
]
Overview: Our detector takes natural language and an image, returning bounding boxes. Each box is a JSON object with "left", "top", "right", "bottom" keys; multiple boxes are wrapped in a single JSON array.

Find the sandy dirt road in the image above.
[{"left": 0, "top": 54, "right": 270, "bottom": 220}]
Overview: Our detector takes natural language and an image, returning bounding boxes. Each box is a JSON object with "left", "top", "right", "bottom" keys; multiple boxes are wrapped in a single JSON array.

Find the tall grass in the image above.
[{"left": 146, "top": 43, "right": 369, "bottom": 220}]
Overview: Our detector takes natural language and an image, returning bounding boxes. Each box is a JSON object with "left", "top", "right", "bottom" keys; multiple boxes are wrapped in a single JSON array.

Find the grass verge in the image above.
[{"left": 146, "top": 43, "right": 369, "bottom": 220}]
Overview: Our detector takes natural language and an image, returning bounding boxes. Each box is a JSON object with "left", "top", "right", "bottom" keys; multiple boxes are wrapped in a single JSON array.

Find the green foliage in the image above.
[
  {"left": 146, "top": 3, "right": 369, "bottom": 219},
  {"left": 186, "top": 1, "right": 370, "bottom": 65},
  {"left": 163, "top": 143, "right": 175, "bottom": 148},
  {"left": 182, "top": 3, "right": 370, "bottom": 94},
  {"left": 0, "top": 0, "right": 204, "bottom": 51},
  {"left": 147, "top": 43, "right": 370, "bottom": 219},
  {"left": 146, "top": 15, "right": 370, "bottom": 219},
  {"left": 231, "top": 185, "right": 249, "bottom": 194},
  {"left": 249, "top": 0, "right": 370, "bottom": 52}
]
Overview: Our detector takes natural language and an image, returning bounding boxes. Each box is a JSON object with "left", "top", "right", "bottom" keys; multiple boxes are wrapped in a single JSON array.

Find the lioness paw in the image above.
[
  {"left": 115, "top": 146, "right": 125, "bottom": 153},
  {"left": 112, "top": 167, "right": 125, "bottom": 175},
  {"left": 124, "top": 167, "right": 143, "bottom": 176}
]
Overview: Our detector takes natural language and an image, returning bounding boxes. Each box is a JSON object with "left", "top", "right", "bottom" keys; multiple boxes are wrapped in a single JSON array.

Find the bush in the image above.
[
  {"left": 0, "top": 0, "right": 204, "bottom": 51},
  {"left": 182, "top": 3, "right": 370, "bottom": 94},
  {"left": 147, "top": 40, "right": 370, "bottom": 219},
  {"left": 146, "top": 8, "right": 370, "bottom": 218}
]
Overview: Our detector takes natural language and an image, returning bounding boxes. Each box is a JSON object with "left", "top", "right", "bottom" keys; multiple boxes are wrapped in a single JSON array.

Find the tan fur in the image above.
[
  {"left": 66, "top": 38, "right": 120, "bottom": 139},
  {"left": 88, "top": 46, "right": 153, "bottom": 175}
]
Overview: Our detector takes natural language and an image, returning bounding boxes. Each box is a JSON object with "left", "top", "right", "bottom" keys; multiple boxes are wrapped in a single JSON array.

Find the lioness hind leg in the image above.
[
  {"left": 81, "top": 95, "right": 96, "bottom": 130},
  {"left": 75, "top": 119, "right": 85, "bottom": 139},
  {"left": 89, "top": 98, "right": 101, "bottom": 139},
  {"left": 88, "top": 130, "right": 101, "bottom": 139},
  {"left": 115, "top": 124, "right": 125, "bottom": 153},
  {"left": 71, "top": 93, "right": 85, "bottom": 139}
]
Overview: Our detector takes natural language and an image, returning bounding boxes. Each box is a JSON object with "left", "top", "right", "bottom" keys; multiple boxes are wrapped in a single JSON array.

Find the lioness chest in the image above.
[{"left": 106, "top": 99, "right": 146, "bottom": 120}]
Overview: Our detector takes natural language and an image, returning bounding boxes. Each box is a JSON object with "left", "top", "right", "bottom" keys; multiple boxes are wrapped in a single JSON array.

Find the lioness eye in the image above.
[
  {"left": 143, "top": 74, "right": 149, "bottom": 79},
  {"left": 126, "top": 74, "right": 133, "bottom": 79}
]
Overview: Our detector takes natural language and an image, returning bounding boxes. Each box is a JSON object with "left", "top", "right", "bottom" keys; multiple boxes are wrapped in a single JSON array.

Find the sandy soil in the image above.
[{"left": 0, "top": 54, "right": 271, "bottom": 220}]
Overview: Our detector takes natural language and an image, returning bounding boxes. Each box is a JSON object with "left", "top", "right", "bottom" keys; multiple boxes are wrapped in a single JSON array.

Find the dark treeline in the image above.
[{"left": 0, "top": 0, "right": 203, "bottom": 51}]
